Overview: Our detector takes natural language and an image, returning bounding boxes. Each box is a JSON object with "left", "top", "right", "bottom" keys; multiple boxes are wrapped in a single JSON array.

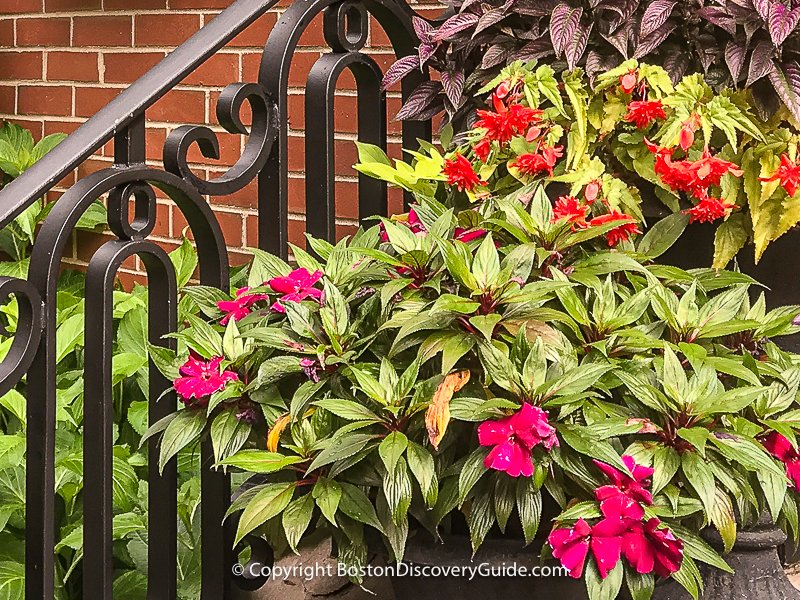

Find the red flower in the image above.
[
  {"left": 621, "top": 518, "right": 684, "bottom": 578},
  {"left": 454, "top": 227, "right": 488, "bottom": 243},
  {"left": 268, "top": 268, "right": 323, "bottom": 313},
  {"left": 685, "top": 195, "right": 736, "bottom": 223},
  {"left": 473, "top": 138, "right": 492, "bottom": 162},
  {"left": 593, "top": 455, "right": 654, "bottom": 508},
  {"left": 589, "top": 210, "right": 641, "bottom": 247},
  {"left": 620, "top": 69, "right": 638, "bottom": 94},
  {"left": 443, "top": 154, "right": 486, "bottom": 192},
  {"left": 624, "top": 100, "right": 666, "bottom": 129},
  {"left": 474, "top": 104, "right": 543, "bottom": 146},
  {"left": 763, "top": 431, "right": 800, "bottom": 488},
  {"left": 551, "top": 195, "right": 589, "bottom": 228},
  {"left": 549, "top": 516, "right": 628, "bottom": 580},
  {"left": 760, "top": 154, "right": 800, "bottom": 197},
  {"left": 217, "top": 286, "right": 269, "bottom": 325},
  {"left": 646, "top": 142, "right": 743, "bottom": 199},
  {"left": 477, "top": 403, "right": 558, "bottom": 478},
  {"left": 584, "top": 180, "right": 601, "bottom": 204},
  {"left": 679, "top": 113, "right": 701, "bottom": 151},
  {"left": 173, "top": 354, "right": 239, "bottom": 407},
  {"left": 511, "top": 145, "right": 564, "bottom": 177},
  {"left": 380, "top": 208, "right": 426, "bottom": 242}
]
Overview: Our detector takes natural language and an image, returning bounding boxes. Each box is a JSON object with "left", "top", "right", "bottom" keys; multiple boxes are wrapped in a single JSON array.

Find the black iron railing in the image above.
[{"left": 0, "top": 0, "right": 435, "bottom": 596}]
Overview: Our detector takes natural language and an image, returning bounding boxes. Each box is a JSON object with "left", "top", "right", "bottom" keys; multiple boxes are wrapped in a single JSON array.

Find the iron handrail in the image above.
[{"left": 0, "top": 0, "right": 277, "bottom": 229}]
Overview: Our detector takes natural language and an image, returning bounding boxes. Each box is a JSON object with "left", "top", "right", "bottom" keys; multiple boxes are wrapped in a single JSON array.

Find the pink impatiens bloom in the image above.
[
  {"left": 173, "top": 354, "right": 239, "bottom": 407},
  {"left": 477, "top": 403, "right": 558, "bottom": 478},
  {"left": 217, "top": 286, "right": 269, "bottom": 325},
  {"left": 454, "top": 227, "right": 488, "bottom": 243},
  {"left": 267, "top": 268, "right": 323, "bottom": 313},
  {"left": 621, "top": 518, "right": 684, "bottom": 578},
  {"left": 763, "top": 431, "right": 800, "bottom": 488},
  {"left": 593, "top": 455, "right": 654, "bottom": 507},
  {"left": 548, "top": 517, "right": 627, "bottom": 579}
]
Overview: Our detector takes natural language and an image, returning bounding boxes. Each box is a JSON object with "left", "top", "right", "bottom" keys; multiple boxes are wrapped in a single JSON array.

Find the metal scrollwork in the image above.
[
  {"left": 107, "top": 181, "right": 158, "bottom": 240},
  {"left": 324, "top": 0, "right": 369, "bottom": 52},
  {"left": 0, "top": 277, "right": 43, "bottom": 397},
  {"left": 164, "top": 82, "right": 278, "bottom": 196}
]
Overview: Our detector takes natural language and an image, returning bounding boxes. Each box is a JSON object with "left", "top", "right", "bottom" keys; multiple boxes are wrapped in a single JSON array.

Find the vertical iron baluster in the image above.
[{"left": 305, "top": 53, "right": 387, "bottom": 241}]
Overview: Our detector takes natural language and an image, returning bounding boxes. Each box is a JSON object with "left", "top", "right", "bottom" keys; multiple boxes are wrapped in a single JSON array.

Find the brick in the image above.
[
  {"left": 0, "top": 51, "right": 42, "bottom": 80},
  {"left": 18, "top": 85, "right": 71, "bottom": 115},
  {"left": 173, "top": 208, "right": 243, "bottom": 247},
  {"left": 185, "top": 131, "right": 242, "bottom": 167},
  {"left": 0, "top": 85, "right": 14, "bottom": 113},
  {"left": 104, "top": 0, "right": 165, "bottom": 8},
  {"left": 43, "top": 119, "right": 80, "bottom": 137},
  {"left": 225, "top": 12, "right": 278, "bottom": 48},
  {"left": 149, "top": 89, "right": 205, "bottom": 123},
  {"left": 8, "top": 118, "right": 42, "bottom": 139},
  {"left": 75, "top": 86, "right": 119, "bottom": 117},
  {"left": 103, "top": 52, "right": 166, "bottom": 84},
  {"left": 134, "top": 13, "right": 200, "bottom": 47},
  {"left": 0, "top": 20, "right": 13, "bottom": 48},
  {"left": 74, "top": 16, "right": 132, "bottom": 47},
  {"left": 0, "top": 0, "right": 41, "bottom": 14},
  {"left": 180, "top": 53, "right": 239, "bottom": 87},
  {"left": 170, "top": 0, "right": 232, "bottom": 8},
  {"left": 47, "top": 0, "right": 101, "bottom": 9},
  {"left": 47, "top": 51, "right": 99, "bottom": 82},
  {"left": 208, "top": 90, "right": 251, "bottom": 127},
  {"left": 16, "top": 17, "right": 70, "bottom": 47}
]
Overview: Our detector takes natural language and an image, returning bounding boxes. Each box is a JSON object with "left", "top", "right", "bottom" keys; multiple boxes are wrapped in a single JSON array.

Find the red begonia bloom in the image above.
[
  {"left": 760, "top": 154, "right": 800, "bottom": 197},
  {"left": 511, "top": 145, "right": 564, "bottom": 177},
  {"left": 173, "top": 354, "right": 239, "bottom": 406},
  {"left": 268, "top": 268, "right": 323, "bottom": 313},
  {"left": 589, "top": 210, "right": 642, "bottom": 247},
  {"left": 217, "top": 287, "right": 269, "bottom": 325},
  {"left": 474, "top": 104, "right": 543, "bottom": 145},
  {"left": 679, "top": 113, "right": 702, "bottom": 151},
  {"left": 620, "top": 70, "right": 638, "bottom": 94},
  {"left": 584, "top": 180, "right": 601, "bottom": 204},
  {"left": 593, "top": 455, "right": 655, "bottom": 507},
  {"left": 443, "top": 154, "right": 486, "bottom": 192},
  {"left": 763, "top": 431, "right": 800, "bottom": 488},
  {"left": 646, "top": 142, "right": 742, "bottom": 200},
  {"left": 624, "top": 100, "right": 667, "bottom": 129},
  {"left": 685, "top": 196, "right": 736, "bottom": 223},
  {"left": 552, "top": 195, "right": 589, "bottom": 228},
  {"left": 477, "top": 403, "right": 558, "bottom": 478}
]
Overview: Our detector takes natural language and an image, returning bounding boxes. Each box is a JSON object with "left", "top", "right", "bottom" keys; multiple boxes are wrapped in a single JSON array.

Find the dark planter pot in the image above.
[
  {"left": 388, "top": 531, "right": 586, "bottom": 599},
  {"left": 654, "top": 518, "right": 800, "bottom": 599}
]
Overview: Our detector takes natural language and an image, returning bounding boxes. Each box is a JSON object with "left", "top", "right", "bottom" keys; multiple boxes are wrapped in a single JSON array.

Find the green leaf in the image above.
[
  {"left": 314, "top": 399, "right": 382, "bottom": 422},
  {"left": 584, "top": 560, "right": 623, "bottom": 600},
  {"left": 677, "top": 428, "right": 710, "bottom": 456},
  {"left": 158, "top": 409, "right": 206, "bottom": 473},
  {"left": 313, "top": 477, "right": 342, "bottom": 525},
  {"left": 282, "top": 493, "right": 315, "bottom": 553},
  {"left": 458, "top": 447, "right": 489, "bottom": 504},
  {"left": 681, "top": 452, "right": 716, "bottom": 516},
  {"left": 516, "top": 477, "right": 542, "bottom": 545},
  {"left": 406, "top": 441, "right": 438, "bottom": 507},
  {"left": 217, "top": 450, "right": 303, "bottom": 473},
  {"left": 383, "top": 456, "right": 412, "bottom": 524},
  {"left": 709, "top": 487, "right": 736, "bottom": 553},
  {"left": 339, "top": 482, "right": 382, "bottom": 532},
  {"left": 472, "top": 234, "right": 500, "bottom": 289},
  {"left": 210, "top": 410, "right": 251, "bottom": 464},
  {"left": 651, "top": 446, "right": 680, "bottom": 495},
  {"left": 169, "top": 237, "right": 198, "bottom": 288},
  {"left": 624, "top": 567, "right": 654, "bottom": 600},
  {"left": 306, "top": 433, "right": 377, "bottom": 473},
  {"left": 468, "top": 488, "right": 496, "bottom": 553},
  {"left": 638, "top": 212, "right": 689, "bottom": 258},
  {"left": 378, "top": 431, "right": 408, "bottom": 474},
  {"left": 235, "top": 482, "right": 296, "bottom": 545}
]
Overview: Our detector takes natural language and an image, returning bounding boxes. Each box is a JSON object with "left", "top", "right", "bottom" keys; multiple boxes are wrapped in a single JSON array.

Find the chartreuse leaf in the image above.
[
  {"left": 235, "top": 482, "right": 296, "bottom": 545},
  {"left": 651, "top": 446, "right": 681, "bottom": 495},
  {"left": 709, "top": 487, "right": 736, "bottom": 553}
]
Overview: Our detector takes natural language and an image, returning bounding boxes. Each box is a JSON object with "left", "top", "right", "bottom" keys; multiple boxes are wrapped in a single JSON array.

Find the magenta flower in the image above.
[
  {"left": 380, "top": 208, "right": 427, "bottom": 242},
  {"left": 593, "top": 455, "right": 654, "bottom": 507},
  {"left": 763, "top": 431, "right": 800, "bottom": 488},
  {"left": 454, "top": 227, "right": 488, "bottom": 243},
  {"left": 267, "top": 268, "right": 323, "bottom": 313},
  {"left": 548, "top": 517, "right": 626, "bottom": 579},
  {"left": 621, "top": 518, "right": 683, "bottom": 578},
  {"left": 217, "top": 286, "right": 269, "bottom": 325},
  {"left": 477, "top": 403, "right": 558, "bottom": 478},
  {"left": 173, "top": 354, "right": 239, "bottom": 407}
]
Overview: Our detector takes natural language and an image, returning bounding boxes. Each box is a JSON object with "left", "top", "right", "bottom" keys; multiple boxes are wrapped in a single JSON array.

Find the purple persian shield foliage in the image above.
[{"left": 388, "top": 0, "right": 800, "bottom": 124}]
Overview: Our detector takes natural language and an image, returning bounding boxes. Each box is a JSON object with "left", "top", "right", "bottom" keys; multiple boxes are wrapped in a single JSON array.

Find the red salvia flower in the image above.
[
  {"left": 551, "top": 195, "right": 589, "bottom": 228},
  {"left": 760, "top": 154, "right": 800, "bottom": 197},
  {"left": 474, "top": 104, "right": 543, "bottom": 146},
  {"left": 624, "top": 99, "right": 666, "bottom": 129},
  {"left": 511, "top": 145, "right": 564, "bottom": 177},
  {"left": 473, "top": 138, "right": 492, "bottom": 162},
  {"left": 685, "top": 195, "right": 736, "bottom": 223},
  {"left": 589, "top": 210, "right": 641, "bottom": 247},
  {"left": 442, "top": 154, "right": 486, "bottom": 192}
]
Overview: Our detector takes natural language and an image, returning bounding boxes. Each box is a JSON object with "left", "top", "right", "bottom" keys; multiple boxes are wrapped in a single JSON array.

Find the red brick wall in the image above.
[{"left": 0, "top": 0, "right": 432, "bottom": 285}]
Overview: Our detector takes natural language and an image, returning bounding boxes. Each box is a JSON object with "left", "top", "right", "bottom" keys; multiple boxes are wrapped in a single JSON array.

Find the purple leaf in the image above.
[
  {"left": 696, "top": 7, "right": 737, "bottom": 35},
  {"left": 418, "top": 42, "right": 436, "bottom": 67},
  {"left": 566, "top": 21, "right": 593, "bottom": 69},
  {"left": 768, "top": 61, "right": 800, "bottom": 121},
  {"left": 602, "top": 20, "right": 634, "bottom": 57},
  {"left": 482, "top": 43, "right": 514, "bottom": 69},
  {"left": 747, "top": 39, "right": 777, "bottom": 86},
  {"left": 634, "top": 22, "right": 675, "bottom": 58},
  {"left": 640, "top": 0, "right": 677, "bottom": 38},
  {"left": 550, "top": 3, "right": 583, "bottom": 57},
  {"left": 432, "top": 13, "right": 480, "bottom": 41},
  {"left": 413, "top": 16, "right": 434, "bottom": 43},
  {"left": 381, "top": 55, "right": 421, "bottom": 91},
  {"left": 725, "top": 39, "right": 748, "bottom": 83},
  {"left": 511, "top": 38, "right": 557, "bottom": 62},
  {"left": 663, "top": 50, "right": 690, "bottom": 84},
  {"left": 585, "top": 50, "right": 619, "bottom": 83},
  {"left": 768, "top": 2, "right": 800, "bottom": 46},
  {"left": 441, "top": 70, "right": 465, "bottom": 106},
  {"left": 608, "top": 0, "right": 641, "bottom": 32},
  {"left": 395, "top": 81, "right": 443, "bottom": 120},
  {"left": 473, "top": 4, "right": 513, "bottom": 36},
  {"left": 753, "top": 0, "right": 771, "bottom": 22}
]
